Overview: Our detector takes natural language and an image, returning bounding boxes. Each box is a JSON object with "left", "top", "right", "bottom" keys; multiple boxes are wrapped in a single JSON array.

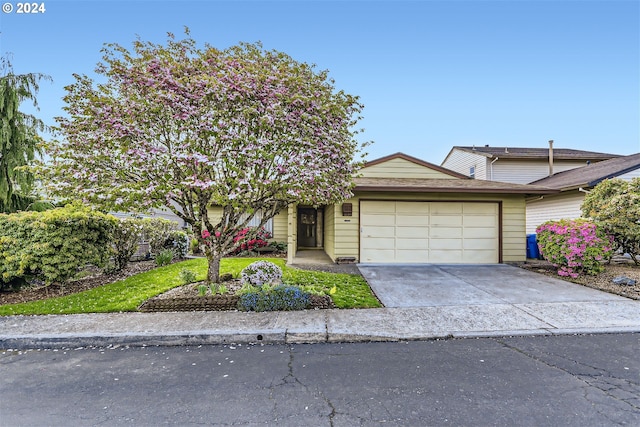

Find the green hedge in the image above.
[{"left": 0, "top": 204, "right": 117, "bottom": 288}]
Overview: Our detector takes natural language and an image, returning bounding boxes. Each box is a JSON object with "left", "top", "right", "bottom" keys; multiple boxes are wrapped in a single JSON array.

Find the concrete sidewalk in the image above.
[{"left": 2, "top": 299, "right": 640, "bottom": 349}]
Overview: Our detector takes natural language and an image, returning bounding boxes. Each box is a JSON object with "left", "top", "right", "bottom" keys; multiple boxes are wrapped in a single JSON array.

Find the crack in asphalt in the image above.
[{"left": 495, "top": 338, "right": 640, "bottom": 424}]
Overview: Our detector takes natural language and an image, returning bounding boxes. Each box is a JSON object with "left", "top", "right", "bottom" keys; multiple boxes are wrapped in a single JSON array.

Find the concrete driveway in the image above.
[{"left": 357, "top": 264, "right": 629, "bottom": 308}]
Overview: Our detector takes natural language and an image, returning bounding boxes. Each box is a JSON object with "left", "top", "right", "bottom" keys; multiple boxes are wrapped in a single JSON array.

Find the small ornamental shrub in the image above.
[
  {"left": 168, "top": 230, "right": 189, "bottom": 259},
  {"left": 142, "top": 218, "right": 180, "bottom": 255},
  {"left": 240, "top": 260, "right": 282, "bottom": 286},
  {"left": 179, "top": 268, "right": 197, "bottom": 285},
  {"left": 155, "top": 249, "right": 174, "bottom": 267},
  {"left": 231, "top": 227, "right": 272, "bottom": 254},
  {"left": 111, "top": 217, "right": 146, "bottom": 271},
  {"left": 536, "top": 219, "right": 613, "bottom": 278},
  {"left": 237, "top": 285, "right": 311, "bottom": 312}
]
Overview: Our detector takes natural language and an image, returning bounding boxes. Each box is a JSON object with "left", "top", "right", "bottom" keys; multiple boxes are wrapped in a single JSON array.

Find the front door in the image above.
[{"left": 297, "top": 208, "right": 317, "bottom": 247}]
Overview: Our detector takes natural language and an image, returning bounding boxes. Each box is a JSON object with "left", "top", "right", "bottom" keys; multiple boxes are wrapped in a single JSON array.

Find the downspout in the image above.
[{"left": 490, "top": 157, "right": 499, "bottom": 180}]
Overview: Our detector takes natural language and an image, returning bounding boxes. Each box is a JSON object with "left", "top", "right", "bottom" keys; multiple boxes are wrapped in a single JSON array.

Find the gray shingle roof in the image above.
[
  {"left": 451, "top": 146, "right": 620, "bottom": 160},
  {"left": 531, "top": 153, "right": 640, "bottom": 190}
]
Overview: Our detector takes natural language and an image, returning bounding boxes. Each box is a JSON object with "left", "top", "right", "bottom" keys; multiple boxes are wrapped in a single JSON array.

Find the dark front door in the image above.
[{"left": 297, "top": 208, "right": 317, "bottom": 247}]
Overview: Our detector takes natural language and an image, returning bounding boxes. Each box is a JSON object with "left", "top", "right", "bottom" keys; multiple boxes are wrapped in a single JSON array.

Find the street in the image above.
[{"left": 1, "top": 334, "right": 638, "bottom": 426}]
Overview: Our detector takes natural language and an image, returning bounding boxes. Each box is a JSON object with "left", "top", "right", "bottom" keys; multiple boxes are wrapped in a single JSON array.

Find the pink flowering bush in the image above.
[
  {"left": 536, "top": 219, "right": 613, "bottom": 278},
  {"left": 200, "top": 227, "right": 272, "bottom": 255},
  {"left": 231, "top": 227, "right": 272, "bottom": 254}
]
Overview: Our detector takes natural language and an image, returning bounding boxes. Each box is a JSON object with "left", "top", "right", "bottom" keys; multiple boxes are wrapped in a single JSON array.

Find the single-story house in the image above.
[
  {"left": 210, "top": 153, "right": 557, "bottom": 265},
  {"left": 441, "top": 144, "right": 619, "bottom": 184},
  {"left": 526, "top": 153, "right": 640, "bottom": 233}
]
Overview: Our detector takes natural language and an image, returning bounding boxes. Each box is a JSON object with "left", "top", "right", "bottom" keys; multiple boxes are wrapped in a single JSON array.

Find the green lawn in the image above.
[{"left": 0, "top": 258, "right": 381, "bottom": 315}]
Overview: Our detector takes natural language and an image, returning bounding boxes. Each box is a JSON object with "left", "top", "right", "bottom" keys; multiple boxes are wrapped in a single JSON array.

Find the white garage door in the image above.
[{"left": 360, "top": 201, "right": 499, "bottom": 264}]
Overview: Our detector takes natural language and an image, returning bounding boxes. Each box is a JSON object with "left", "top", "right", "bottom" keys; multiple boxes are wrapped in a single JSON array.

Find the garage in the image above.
[{"left": 360, "top": 200, "right": 499, "bottom": 264}]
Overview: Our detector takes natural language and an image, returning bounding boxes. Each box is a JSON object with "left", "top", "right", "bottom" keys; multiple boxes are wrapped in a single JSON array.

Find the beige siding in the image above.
[
  {"left": 492, "top": 160, "right": 594, "bottom": 184},
  {"left": 272, "top": 209, "right": 288, "bottom": 241},
  {"left": 323, "top": 205, "right": 336, "bottom": 261},
  {"left": 326, "top": 192, "right": 527, "bottom": 263},
  {"left": 441, "top": 150, "right": 489, "bottom": 180},
  {"left": 526, "top": 192, "right": 585, "bottom": 234},
  {"left": 206, "top": 206, "right": 223, "bottom": 224},
  {"left": 501, "top": 196, "right": 526, "bottom": 262},
  {"left": 361, "top": 157, "right": 457, "bottom": 179}
]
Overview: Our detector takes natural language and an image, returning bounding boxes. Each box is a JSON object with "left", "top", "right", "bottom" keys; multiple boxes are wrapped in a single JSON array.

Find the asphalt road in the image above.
[{"left": 1, "top": 334, "right": 638, "bottom": 426}]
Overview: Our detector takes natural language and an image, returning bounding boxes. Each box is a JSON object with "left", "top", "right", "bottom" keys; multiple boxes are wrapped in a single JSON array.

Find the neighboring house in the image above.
[
  {"left": 441, "top": 145, "right": 619, "bottom": 184},
  {"left": 525, "top": 153, "right": 640, "bottom": 233},
  {"left": 210, "top": 153, "right": 556, "bottom": 265}
]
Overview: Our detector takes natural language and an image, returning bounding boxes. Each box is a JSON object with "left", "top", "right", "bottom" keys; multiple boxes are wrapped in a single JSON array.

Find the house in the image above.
[
  {"left": 209, "top": 153, "right": 557, "bottom": 265},
  {"left": 441, "top": 144, "right": 619, "bottom": 184},
  {"left": 525, "top": 153, "right": 640, "bottom": 233}
]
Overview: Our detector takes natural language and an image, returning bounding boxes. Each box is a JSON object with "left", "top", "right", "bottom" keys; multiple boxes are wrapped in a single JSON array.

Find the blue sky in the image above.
[{"left": 1, "top": 0, "right": 639, "bottom": 163}]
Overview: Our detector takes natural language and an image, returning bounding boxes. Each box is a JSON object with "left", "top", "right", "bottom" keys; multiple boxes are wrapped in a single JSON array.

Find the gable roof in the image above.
[
  {"left": 364, "top": 152, "right": 468, "bottom": 178},
  {"left": 444, "top": 146, "right": 620, "bottom": 161},
  {"left": 531, "top": 153, "right": 640, "bottom": 190},
  {"left": 354, "top": 177, "right": 557, "bottom": 195}
]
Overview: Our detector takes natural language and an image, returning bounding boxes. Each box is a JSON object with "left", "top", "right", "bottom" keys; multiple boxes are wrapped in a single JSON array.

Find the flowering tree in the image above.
[
  {"left": 582, "top": 178, "right": 640, "bottom": 264},
  {"left": 40, "top": 31, "right": 367, "bottom": 283}
]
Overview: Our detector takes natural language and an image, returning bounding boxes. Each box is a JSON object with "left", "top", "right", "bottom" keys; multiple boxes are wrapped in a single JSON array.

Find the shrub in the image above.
[
  {"left": 142, "top": 218, "right": 180, "bottom": 255},
  {"left": 179, "top": 268, "right": 197, "bottom": 285},
  {"left": 536, "top": 219, "right": 613, "bottom": 278},
  {"left": 155, "top": 249, "right": 174, "bottom": 267},
  {"left": 582, "top": 178, "right": 640, "bottom": 264},
  {"left": 111, "top": 217, "right": 146, "bottom": 271},
  {"left": 240, "top": 260, "right": 282, "bottom": 286},
  {"left": 190, "top": 237, "right": 201, "bottom": 255},
  {"left": 237, "top": 285, "right": 311, "bottom": 312},
  {"left": 231, "top": 227, "right": 272, "bottom": 254},
  {"left": 168, "top": 230, "right": 189, "bottom": 259},
  {"left": 0, "top": 204, "right": 116, "bottom": 288},
  {"left": 269, "top": 241, "right": 287, "bottom": 252}
]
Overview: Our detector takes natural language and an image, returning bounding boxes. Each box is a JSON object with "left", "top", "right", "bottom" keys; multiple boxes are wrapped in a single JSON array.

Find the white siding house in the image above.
[{"left": 441, "top": 146, "right": 619, "bottom": 184}]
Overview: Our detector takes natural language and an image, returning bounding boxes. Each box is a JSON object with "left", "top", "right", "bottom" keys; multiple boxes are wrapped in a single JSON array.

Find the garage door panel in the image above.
[
  {"left": 431, "top": 203, "right": 463, "bottom": 214},
  {"left": 430, "top": 216, "right": 462, "bottom": 226},
  {"left": 361, "top": 226, "right": 395, "bottom": 238},
  {"left": 396, "top": 227, "right": 428, "bottom": 238},
  {"left": 398, "top": 216, "right": 430, "bottom": 226},
  {"left": 463, "top": 204, "right": 498, "bottom": 214},
  {"left": 464, "top": 227, "right": 498, "bottom": 239},
  {"left": 464, "top": 216, "right": 497, "bottom": 227},
  {"left": 430, "top": 227, "right": 462, "bottom": 238},
  {"left": 361, "top": 201, "right": 396, "bottom": 213},
  {"left": 361, "top": 214, "right": 396, "bottom": 226},
  {"left": 396, "top": 250, "right": 429, "bottom": 262},
  {"left": 429, "top": 239, "right": 462, "bottom": 250},
  {"left": 361, "top": 249, "right": 395, "bottom": 263},
  {"left": 396, "top": 202, "right": 429, "bottom": 214},
  {"left": 463, "top": 238, "right": 497, "bottom": 249},
  {"left": 396, "top": 238, "right": 429, "bottom": 250}
]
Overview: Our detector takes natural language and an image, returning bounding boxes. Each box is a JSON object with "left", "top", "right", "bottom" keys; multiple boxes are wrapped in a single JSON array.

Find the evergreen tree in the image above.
[{"left": 0, "top": 57, "right": 51, "bottom": 212}]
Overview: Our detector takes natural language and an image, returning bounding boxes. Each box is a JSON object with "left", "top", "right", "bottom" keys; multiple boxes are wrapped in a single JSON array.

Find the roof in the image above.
[
  {"left": 531, "top": 153, "right": 640, "bottom": 190},
  {"left": 364, "top": 152, "right": 468, "bottom": 178},
  {"left": 444, "top": 146, "right": 620, "bottom": 161},
  {"left": 354, "top": 177, "right": 558, "bottom": 195}
]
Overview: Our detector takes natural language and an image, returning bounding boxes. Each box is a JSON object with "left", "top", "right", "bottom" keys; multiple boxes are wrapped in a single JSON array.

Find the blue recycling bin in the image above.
[{"left": 526, "top": 234, "right": 541, "bottom": 259}]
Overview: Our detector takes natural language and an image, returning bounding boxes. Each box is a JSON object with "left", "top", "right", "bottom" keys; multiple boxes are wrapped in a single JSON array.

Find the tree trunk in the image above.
[{"left": 206, "top": 252, "right": 221, "bottom": 284}]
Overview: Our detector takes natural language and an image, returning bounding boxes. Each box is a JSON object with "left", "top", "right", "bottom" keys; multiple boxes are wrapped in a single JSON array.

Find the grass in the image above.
[{"left": 0, "top": 258, "right": 381, "bottom": 316}]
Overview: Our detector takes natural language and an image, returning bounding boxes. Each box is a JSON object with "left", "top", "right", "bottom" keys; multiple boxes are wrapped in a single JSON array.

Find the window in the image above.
[
  {"left": 238, "top": 211, "right": 274, "bottom": 234},
  {"left": 469, "top": 166, "right": 476, "bottom": 179}
]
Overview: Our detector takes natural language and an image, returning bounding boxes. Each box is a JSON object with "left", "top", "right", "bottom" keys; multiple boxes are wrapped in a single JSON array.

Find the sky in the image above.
[{"left": 1, "top": 0, "right": 639, "bottom": 164}]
